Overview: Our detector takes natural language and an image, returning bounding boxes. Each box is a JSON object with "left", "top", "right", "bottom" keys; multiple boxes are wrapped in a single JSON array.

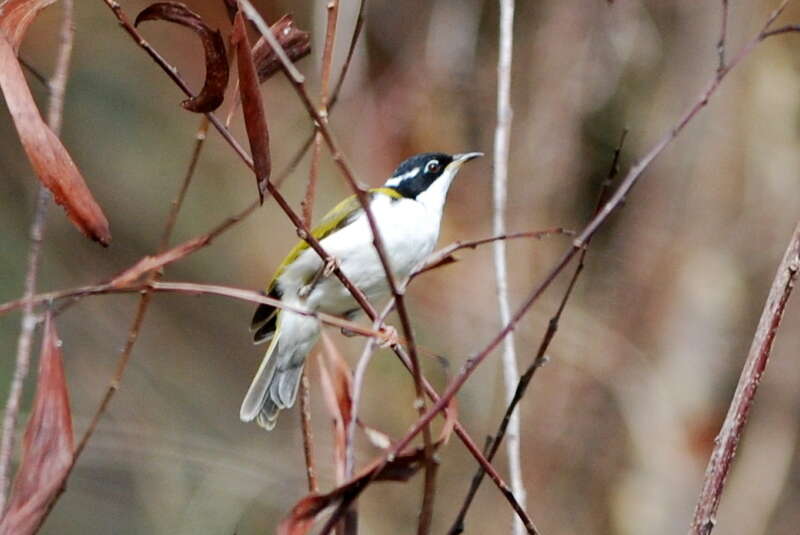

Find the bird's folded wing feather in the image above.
[{"left": 250, "top": 187, "right": 402, "bottom": 338}]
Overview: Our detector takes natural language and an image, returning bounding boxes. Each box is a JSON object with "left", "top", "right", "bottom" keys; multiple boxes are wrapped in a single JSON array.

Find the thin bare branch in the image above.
[
  {"left": 717, "top": 0, "right": 729, "bottom": 74},
  {"left": 347, "top": 303, "right": 393, "bottom": 480},
  {"left": 491, "top": 0, "right": 526, "bottom": 530},
  {"left": 329, "top": 0, "right": 364, "bottom": 110},
  {"left": 448, "top": 130, "right": 627, "bottom": 535},
  {"left": 0, "top": 0, "right": 74, "bottom": 513},
  {"left": 37, "top": 114, "right": 210, "bottom": 530},
  {"left": 689, "top": 221, "right": 800, "bottom": 534},
  {"left": 90, "top": 0, "right": 533, "bottom": 524},
  {"left": 299, "top": 0, "right": 340, "bottom": 505},
  {"left": 99, "top": 0, "right": 253, "bottom": 170},
  {"left": 0, "top": 281, "right": 392, "bottom": 341},
  {"left": 299, "top": 370, "right": 318, "bottom": 493},
  {"left": 317, "top": 3, "right": 799, "bottom": 530},
  {"left": 301, "top": 0, "right": 338, "bottom": 227},
  {"left": 412, "top": 228, "right": 573, "bottom": 278},
  {"left": 239, "top": 6, "right": 439, "bottom": 522},
  {"left": 18, "top": 56, "right": 49, "bottom": 89}
]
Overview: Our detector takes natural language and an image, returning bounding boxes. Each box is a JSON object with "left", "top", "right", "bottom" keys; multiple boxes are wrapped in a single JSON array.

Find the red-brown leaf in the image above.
[
  {"left": 251, "top": 14, "right": 311, "bottom": 83},
  {"left": 278, "top": 441, "right": 436, "bottom": 535},
  {"left": 232, "top": 8, "right": 271, "bottom": 202},
  {"left": 135, "top": 2, "right": 229, "bottom": 113},
  {"left": 0, "top": 315, "right": 74, "bottom": 535},
  {"left": 0, "top": 0, "right": 57, "bottom": 52},
  {"left": 0, "top": 35, "right": 111, "bottom": 245}
]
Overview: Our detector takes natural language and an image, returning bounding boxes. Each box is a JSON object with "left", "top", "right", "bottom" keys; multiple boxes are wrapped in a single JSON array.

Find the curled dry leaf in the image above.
[
  {"left": 283, "top": 335, "right": 457, "bottom": 535},
  {"left": 252, "top": 14, "right": 311, "bottom": 83},
  {"left": 134, "top": 2, "right": 229, "bottom": 113},
  {"left": 232, "top": 8, "right": 270, "bottom": 202},
  {"left": 0, "top": 314, "right": 73, "bottom": 535},
  {"left": 278, "top": 439, "right": 443, "bottom": 535},
  {"left": 0, "top": 35, "right": 111, "bottom": 245},
  {"left": 0, "top": 0, "right": 56, "bottom": 52}
]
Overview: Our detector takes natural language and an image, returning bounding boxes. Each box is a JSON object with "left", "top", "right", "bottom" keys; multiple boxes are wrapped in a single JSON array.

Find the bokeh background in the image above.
[{"left": 2, "top": 0, "right": 800, "bottom": 533}]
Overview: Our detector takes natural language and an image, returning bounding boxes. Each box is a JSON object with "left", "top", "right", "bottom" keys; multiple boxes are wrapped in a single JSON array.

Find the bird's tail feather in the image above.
[{"left": 240, "top": 311, "right": 320, "bottom": 430}]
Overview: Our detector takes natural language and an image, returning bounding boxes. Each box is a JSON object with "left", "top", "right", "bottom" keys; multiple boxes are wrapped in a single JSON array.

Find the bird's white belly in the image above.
[{"left": 278, "top": 196, "right": 439, "bottom": 315}]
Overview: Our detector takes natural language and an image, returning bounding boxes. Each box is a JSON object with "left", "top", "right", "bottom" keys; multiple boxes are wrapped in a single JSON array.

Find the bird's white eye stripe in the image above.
[{"left": 386, "top": 166, "right": 420, "bottom": 187}]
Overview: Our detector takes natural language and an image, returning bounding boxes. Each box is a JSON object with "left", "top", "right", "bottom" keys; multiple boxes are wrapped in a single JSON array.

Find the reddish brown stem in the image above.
[
  {"left": 319, "top": 2, "right": 800, "bottom": 531},
  {"left": 299, "top": 371, "right": 319, "bottom": 493},
  {"left": 689, "top": 222, "right": 800, "bottom": 534},
  {"left": 239, "top": 6, "right": 439, "bottom": 527},
  {"left": 448, "top": 130, "right": 627, "bottom": 534},
  {"left": 89, "top": 0, "right": 554, "bottom": 526}
]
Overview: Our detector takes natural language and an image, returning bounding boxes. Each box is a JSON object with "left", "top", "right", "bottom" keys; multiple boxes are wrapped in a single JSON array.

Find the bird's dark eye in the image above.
[{"left": 425, "top": 160, "right": 441, "bottom": 174}]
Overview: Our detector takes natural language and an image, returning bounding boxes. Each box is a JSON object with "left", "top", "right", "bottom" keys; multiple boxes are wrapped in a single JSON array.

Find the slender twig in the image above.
[
  {"left": 347, "top": 300, "right": 394, "bottom": 479},
  {"left": 38, "top": 114, "right": 210, "bottom": 530},
  {"left": 299, "top": 0, "right": 340, "bottom": 502},
  {"left": 328, "top": 0, "right": 365, "bottom": 110},
  {"left": 298, "top": 371, "right": 318, "bottom": 493},
  {"left": 448, "top": 130, "right": 627, "bottom": 535},
  {"left": 760, "top": 23, "right": 800, "bottom": 38},
  {"left": 0, "top": 282, "right": 389, "bottom": 340},
  {"left": 717, "top": 0, "right": 729, "bottom": 74},
  {"left": 18, "top": 56, "right": 50, "bottom": 89},
  {"left": 689, "top": 222, "right": 799, "bottom": 535},
  {"left": 412, "top": 228, "right": 572, "bottom": 278},
  {"left": 99, "top": 0, "right": 253, "bottom": 170},
  {"left": 301, "top": 0, "right": 338, "bottom": 227},
  {"left": 97, "top": 0, "right": 379, "bottom": 329},
  {"left": 240, "top": 4, "right": 439, "bottom": 524},
  {"left": 491, "top": 1, "right": 526, "bottom": 531},
  {"left": 92, "top": 0, "right": 535, "bottom": 524},
  {"left": 0, "top": 0, "right": 74, "bottom": 513},
  {"left": 101, "top": 5, "right": 441, "bottom": 518},
  {"left": 0, "top": 246, "right": 538, "bottom": 531},
  {"left": 319, "top": 3, "right": 800, "bottom": 531}
]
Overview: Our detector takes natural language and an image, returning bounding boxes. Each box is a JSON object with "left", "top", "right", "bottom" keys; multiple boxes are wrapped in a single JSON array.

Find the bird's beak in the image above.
[{"left": 452, "top": 152, "right": 484, "bottom": 166}]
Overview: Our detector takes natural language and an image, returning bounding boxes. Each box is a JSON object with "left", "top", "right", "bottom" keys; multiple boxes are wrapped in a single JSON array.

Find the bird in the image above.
[{"left": 240, "top": 151, "right": 483, "bottom": 430}]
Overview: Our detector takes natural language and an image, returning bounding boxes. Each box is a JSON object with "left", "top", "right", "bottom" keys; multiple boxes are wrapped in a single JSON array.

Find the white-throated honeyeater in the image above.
[{"left": 241, "top": 152, "right": 482, "bottom": 430}]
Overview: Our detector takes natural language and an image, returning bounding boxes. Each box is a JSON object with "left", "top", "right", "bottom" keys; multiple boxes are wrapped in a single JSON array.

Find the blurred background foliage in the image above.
[{"left": 2, "top": 0, "right": 800, "bottom": 533}]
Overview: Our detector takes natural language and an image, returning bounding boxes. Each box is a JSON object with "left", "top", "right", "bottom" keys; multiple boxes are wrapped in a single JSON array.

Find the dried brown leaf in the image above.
[
  {"left": 284, "top": 333, "right": 455, "bottom": 535},
  {"left": 0, "top": 35, "right": 111, "bottom": 245},
  {"left": 251, "top": 14, "right": 311, "bottom": 83},
  {"left": 135, "top": 2, "right": 229, "bottom": 113},
  {"left": 0, "top": 314, "right": 74, "bottom": 535},
  {"left": 232, "top": 8, "right": 271, "bottom": 202},
  {"left": 278, "top": 441, "right": 435, "bottom": 535},
  {"left": 0, "top": 0, "right": 56, "bottom": 52}
]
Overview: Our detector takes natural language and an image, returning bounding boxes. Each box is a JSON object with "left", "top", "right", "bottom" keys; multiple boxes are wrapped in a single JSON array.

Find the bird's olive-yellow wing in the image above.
[{"left": 251, "top": 187, "right": 402, "bottom": 342}]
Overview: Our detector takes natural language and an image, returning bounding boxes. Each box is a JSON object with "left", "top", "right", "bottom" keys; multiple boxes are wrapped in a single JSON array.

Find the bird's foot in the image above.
[
  {"left": 378, "top": 325, "right": 399, "bottom": 348},
  {"left": 298, "top": 256, "right": 340, "bottom": 298},
  {"left": 323, "top": 256, "right": 340, "bottom": 277},
  {"left": 298, "top": 282, "right": 313, "bottom": 298}
]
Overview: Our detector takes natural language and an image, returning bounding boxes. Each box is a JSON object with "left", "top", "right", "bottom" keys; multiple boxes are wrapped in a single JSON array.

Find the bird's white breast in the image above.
[{"left": 278, "top": 194, "right": 442, "bottom": 315}]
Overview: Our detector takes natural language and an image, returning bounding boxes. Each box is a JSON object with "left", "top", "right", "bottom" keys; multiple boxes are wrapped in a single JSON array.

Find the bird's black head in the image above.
[{"left": 385, "top": 153, "right": 454, "bottom": 199}]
